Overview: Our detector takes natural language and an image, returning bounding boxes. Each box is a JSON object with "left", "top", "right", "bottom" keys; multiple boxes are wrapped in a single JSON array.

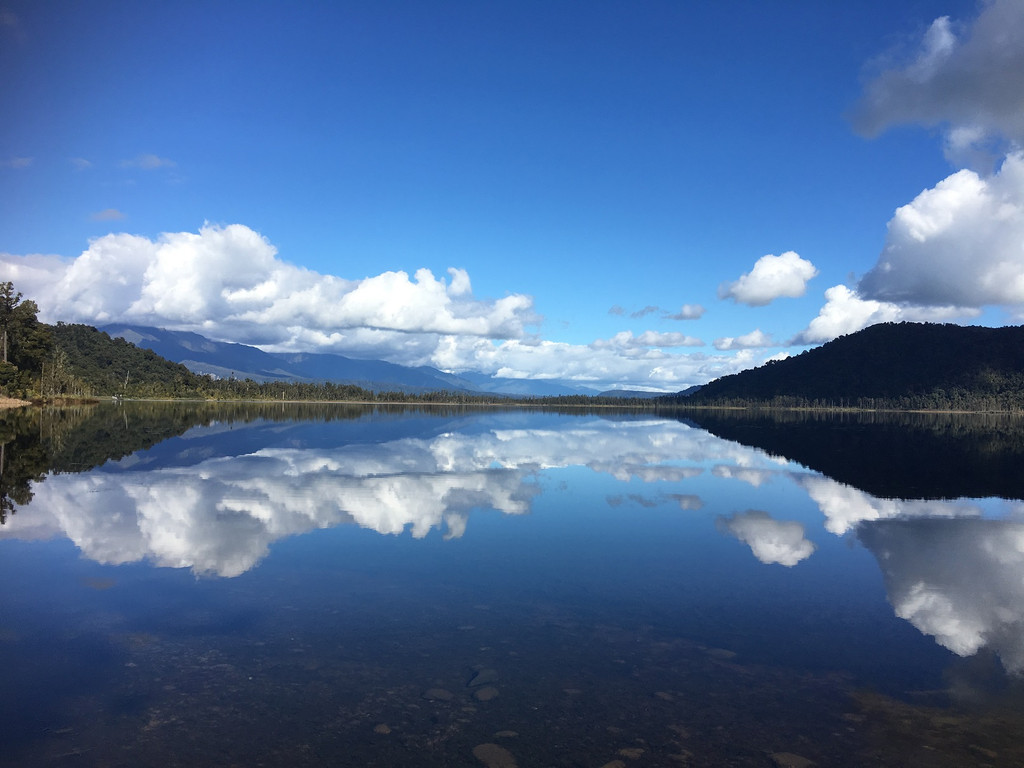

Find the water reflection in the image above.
[
  {"left": 3, "top": 404, "right": 1024, "bottom": 765},
  {"left": 3, "top": 406, "right": 1024, "bottom": 667},
  {"left": 0, "top": 410, "right": 784, "bottom": 577},
  {"left": 716, "top": 510, "right": 816, "bottom": 566},
  {"left": 796, "top": 474, "right": 987, "bottom": 535},
  {"left": 859, "top": 519, "right": 1024, "bottom": 673}
]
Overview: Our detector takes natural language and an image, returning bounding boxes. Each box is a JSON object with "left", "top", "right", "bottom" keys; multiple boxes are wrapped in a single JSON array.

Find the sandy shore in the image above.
[{"left": 0, "top": 396, "right": 31, "bottom": 409}]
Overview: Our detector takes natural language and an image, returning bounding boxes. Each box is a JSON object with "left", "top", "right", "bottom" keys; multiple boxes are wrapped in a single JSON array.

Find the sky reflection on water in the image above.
[{"left": 1, "top": 405, "right": 1023, "bottom": 766}]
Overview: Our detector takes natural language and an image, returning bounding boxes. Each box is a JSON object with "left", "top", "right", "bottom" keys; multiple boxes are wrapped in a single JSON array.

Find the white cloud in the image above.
[
  {"left": 717, "top": 510, "right": 816, "bottom": 567},
  {"left": 121, "top": 153, "right": 176, "bottom": 170},
  {"left": 719, "top": 251, "right": 818, "bottom": 306},
  {"left": 0, "top": 224, "right": 781, "bottom": 391},
  {"left": 859, "top": 152, "right": 1024, "bottom": 308},
  {"left": 2, "top": 156, "right": 32, "bottom": 169},
  {"left": 797, "top": 151, "right": 1024, "bottom": 345},
  {"left": 0, "top": 223, "right": 536, "bottom": 343},
  {"left": 850, "top": 0, "right": 1024, "bottom": 166},
  {"left": 792, "top": 285, "right": 980, "bottom": 345},
  {"left": 713, "top": 328, "right": 775, "bottom": 351},
  {"left": 91, "top": 208, "right": 125, "bottom": 221},
  {"left": 591, "top": 330, "right": 704, "bottom": 351},
  {"left": 667, "top": 304, "right": 705, "bottom": 320}
]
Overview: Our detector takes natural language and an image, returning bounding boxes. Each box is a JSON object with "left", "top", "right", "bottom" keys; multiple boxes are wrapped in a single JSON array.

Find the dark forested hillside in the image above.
[
  {"left": 669, "top": 322, "right": 1024, "bottom": 411},
  {"left": 51, "top": 323, "right": 201, "bottom": 397}
]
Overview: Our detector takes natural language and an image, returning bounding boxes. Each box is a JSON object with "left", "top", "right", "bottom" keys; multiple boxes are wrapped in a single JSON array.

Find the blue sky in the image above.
[{"left": 2, "top": 0, "right": 1022, "bottom": 390}]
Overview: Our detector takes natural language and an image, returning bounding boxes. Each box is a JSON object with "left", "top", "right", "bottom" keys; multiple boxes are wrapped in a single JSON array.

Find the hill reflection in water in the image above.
[{"left": 1, "top": 403, "right": 1023, "bottom": 766}]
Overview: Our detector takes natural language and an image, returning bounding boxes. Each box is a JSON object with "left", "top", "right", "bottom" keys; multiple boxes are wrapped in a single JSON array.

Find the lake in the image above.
[{"left": 1, "top": 403, "right": 1023, "bottom": 767}]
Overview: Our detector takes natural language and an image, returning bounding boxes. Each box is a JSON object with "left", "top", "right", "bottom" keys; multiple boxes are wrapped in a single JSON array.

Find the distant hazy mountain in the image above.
[
  {"left": 100, "top": 325, "right": 604, "bottom": 396},
  {"left": 666, "top": 322, "right": 1024, "bottom": 409},
  {"left": 597, "top": 389, "right": 669, "bottom": 399},
  {"left": 456, "top": 371, "right": 602, "bottom": 397}
]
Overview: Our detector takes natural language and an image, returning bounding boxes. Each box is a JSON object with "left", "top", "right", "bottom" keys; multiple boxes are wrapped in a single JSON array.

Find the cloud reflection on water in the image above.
[
  {"left": 1, "top": 419, "right": 771, "bottom": 577},
  {"left": 716, "top": 510, "right": 816, "bottom": 566},
  {"left": 4, "top": 411, "right": 1024, "bottom": 674},
  {"left": 859, "top": 519, "right": 1024, "bottom": 673}
]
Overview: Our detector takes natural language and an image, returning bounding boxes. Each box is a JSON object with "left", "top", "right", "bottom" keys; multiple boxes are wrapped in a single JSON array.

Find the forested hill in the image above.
[{"left": 667, "top": 322, "right": 1024, "bottom": 410}]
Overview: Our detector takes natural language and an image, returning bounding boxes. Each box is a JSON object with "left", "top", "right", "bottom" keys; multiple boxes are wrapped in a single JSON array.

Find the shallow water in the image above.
[{"left": 1, "top": 404, "right": 1023, "bottom": 766}]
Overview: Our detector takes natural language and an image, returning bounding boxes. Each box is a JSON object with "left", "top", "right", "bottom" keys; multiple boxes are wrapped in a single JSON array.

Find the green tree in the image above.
[
  {"left": 0, "top": 282, "right": 53, "bottom": 397},
  {"left": 0, "top": 281, "right": 21, "bottom": 364}
]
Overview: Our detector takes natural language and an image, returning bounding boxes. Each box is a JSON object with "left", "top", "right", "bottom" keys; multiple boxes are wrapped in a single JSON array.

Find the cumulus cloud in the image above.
[
  {"left": 0, "top": 223, "right": 536, "bottom": 344},
  {"left": 795, "top": 152, "right": 1024, "bottom": 345},
  {"left": 719, "top": 251, "right": 818, "bottom": 306},
  {"left": 0, "top": 224, "right": 782, "bottom": 391},
  {"left": 667, "top": 304, "right": 705, "bottom": 320},
  {"left": 713, "top": 328, "right": 775, "bottom": 351},
  {"left": 850, "top": 0, "right": 1024, "bottom": 166},
  {"left": 791, "top": 285, "right": 979, "bottom": 345},
  {"left": 859, "top": 153, "right": 1024, "bottom": 308},
  {"left": 716, "top": 510, "right": 816, "bottom": 567}
]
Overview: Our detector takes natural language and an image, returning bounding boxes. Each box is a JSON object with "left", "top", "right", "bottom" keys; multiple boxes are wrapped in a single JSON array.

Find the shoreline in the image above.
[{"left": 10, "top": 396, "right": 1023, "bottom": 416}]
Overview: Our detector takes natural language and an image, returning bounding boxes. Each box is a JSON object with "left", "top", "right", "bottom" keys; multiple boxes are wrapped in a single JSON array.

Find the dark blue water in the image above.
[{"left": 0, "top": 405, "right": 1022, "bottom": 766}]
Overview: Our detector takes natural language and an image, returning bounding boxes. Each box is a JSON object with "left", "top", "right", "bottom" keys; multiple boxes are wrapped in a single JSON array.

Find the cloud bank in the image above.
[
  {"left": 0, "top": 223, "right": 782, "bottom": 390},
  {"left": 4, "top": 224, "right": 535, "bottom": 342}
]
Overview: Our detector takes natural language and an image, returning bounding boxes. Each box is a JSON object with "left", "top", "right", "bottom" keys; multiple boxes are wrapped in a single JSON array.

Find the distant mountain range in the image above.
[
  {"left": 100, "top": 324, "right": 609, "bottom": 397},
  {"left": 668, "top": 322, "right": 1024, "bottom": 410}
]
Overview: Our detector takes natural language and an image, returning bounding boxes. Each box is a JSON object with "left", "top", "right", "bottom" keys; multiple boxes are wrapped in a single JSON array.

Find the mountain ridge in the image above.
[
  {"left": 668, "top": 322, "right": 1024, "bottom": 410},
  {"left": 100, "top": 324, "right": 606, "bottom": 397}
]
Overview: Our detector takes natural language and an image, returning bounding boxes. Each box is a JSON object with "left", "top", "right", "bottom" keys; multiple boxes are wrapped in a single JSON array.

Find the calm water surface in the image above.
[{"left": 1, "top": 403, "right": 1023, "bottom": 767}]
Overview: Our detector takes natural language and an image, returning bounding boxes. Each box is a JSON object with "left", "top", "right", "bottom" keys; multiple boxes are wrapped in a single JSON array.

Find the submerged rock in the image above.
[
  {"left": 468, "top": 668, "right": 499, "bottom": 687},
  {"left": 771, "top": 753, "right": 815, "bottom": 768},
  {"left": 472, "top": 742, "right": 517, "bottom": 768},
  {"left": 474, "top": 686, "right": 499, "bottom": 701}
]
